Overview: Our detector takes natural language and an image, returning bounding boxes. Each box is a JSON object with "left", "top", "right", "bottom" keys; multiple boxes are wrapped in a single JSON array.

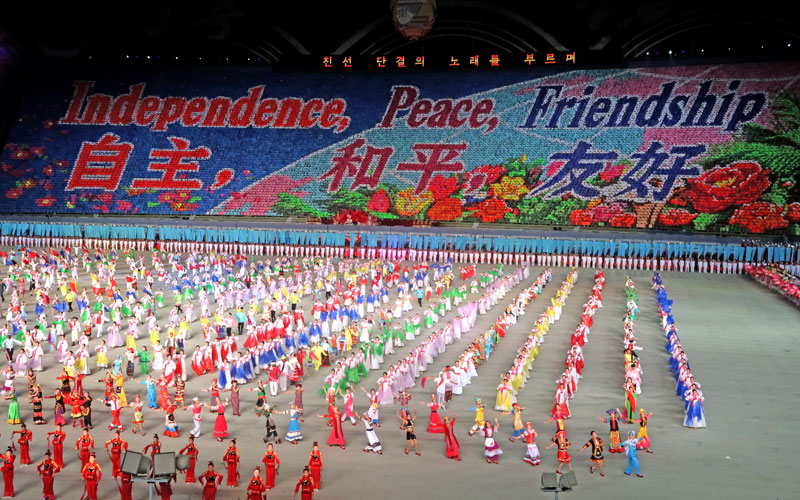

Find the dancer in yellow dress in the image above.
[{"left": 632, "top": 408, "right": 653, "bottom": 453}]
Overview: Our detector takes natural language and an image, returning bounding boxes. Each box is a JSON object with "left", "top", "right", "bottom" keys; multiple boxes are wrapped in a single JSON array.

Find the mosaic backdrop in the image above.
[{"left": 2, "top": 62, "right": 800, "bottom": 234}]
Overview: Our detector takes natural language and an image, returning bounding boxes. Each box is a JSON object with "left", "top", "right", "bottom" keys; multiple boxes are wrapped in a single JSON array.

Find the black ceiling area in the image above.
[{"left": 1, "top": 0, "right": 799, "bottom": 66}]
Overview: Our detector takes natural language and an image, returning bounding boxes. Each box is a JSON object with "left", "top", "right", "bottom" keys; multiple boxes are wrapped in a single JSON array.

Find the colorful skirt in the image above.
[
  {"left": 7, "top": 401, "right": 20, "bottom": 424},
  {"left": 484, "top": 438, "right": 502, "bottom": 458},
  {"left": 286, "top": 419, "right": 302, "bottom": 442},
  {"left": 524, "top": 444, "right": 541, "bottom": 465}
]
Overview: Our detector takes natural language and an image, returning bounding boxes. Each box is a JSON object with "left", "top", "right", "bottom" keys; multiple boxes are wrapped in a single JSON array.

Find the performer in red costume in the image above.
[
  {"left": 118, "top": 472, "right": 134, "bottom": 500},
  {"left": 47, "top": 424, "right": 67, "bottom": 468},
  {"left": 81, "top": 453, "right": 103, "bottom": 500},
  {"left": 246, "top": 467, "right": 267, "bottom": 500},
  {"left": 75, "top": 428, "right": 95, "bottom": 469},
  {"left": 261, "top": 443, "right": 279, "bottom": 489},
  {"left": 11, "top": 424, "right": 32, "bottom": 465},
  {"left": 222, "top": 439, "right": 239, "bottom": 487},
  {"left": 37, "top": 451, "right": 61, "bottom": 500},
  {"left": 179, "top": 435, "right": 199, "bottom": 483},
  {"left": 198, "top": 461, "right": 223, "bottom": 500},
  {"left": 1, "top": 448, "right": 15, "bottom": 498},
  {"left": 104, "top": 430, "right": 128, "bottom": 478},
  {"left": 307, "top": 442, "right": 323, "bottom": 489},
  {"left": 294, "top": 466, "right": 316, "bottom": 500}
]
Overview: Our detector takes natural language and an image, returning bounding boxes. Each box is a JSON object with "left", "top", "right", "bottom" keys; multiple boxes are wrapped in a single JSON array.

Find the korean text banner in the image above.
[{"left": 2, "top": 62, "right": 800, "bottom": 234}]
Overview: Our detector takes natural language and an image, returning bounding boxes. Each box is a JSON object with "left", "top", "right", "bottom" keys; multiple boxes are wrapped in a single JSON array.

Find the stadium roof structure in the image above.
[{"left": 1, "top": 0, "right": 799, "bottom": 66}]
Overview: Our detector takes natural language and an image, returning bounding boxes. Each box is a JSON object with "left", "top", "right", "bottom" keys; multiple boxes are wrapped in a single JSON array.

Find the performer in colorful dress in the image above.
[
  {"left": 399, "top": 410, "right": 421, "bottom": 456},
  {"left": 441, "top": 413, "right": 460, "bottom": 460},
  {"left": 579, "top": 431, "right": 605, "bottom": 476},
  {"left": 286, "top": 402, "right": 303, "bottom": 444},
  {"left": 621, "top": 431, "right": 644, "bottom": 477},
  {"left": 595, "top": 409, "right": 624, "bottom": 453},
  {"left": 422, "top": 394, "right": 445, "bottom": 433},
  {"left": 476, "top": 418, "right": 502, "bottom": 464},
  {"left": 511, "top": 421, "right": 540, "bottom": 466},
  {"left": 4, "top": 392, "right": 20, "bottom": 424},
  {"left": 356, "top": 412, "right": 382, "bottom": 454},
  {"left": 623, "top": 379, "right": 638, "bottom": 423},
  {"left": 317, "top": 407, "right": 345, "bottom": 449},
  {"left": 208, "top": 397, "right": 230, "bottom": 442},
  {"left": 632, "top": 408, "right": 653, "bottom": 452},
  {"left": 683, "top": 388, "right": 707, "bottom": 428},
  {"left": 545, "top": 432, "right": 573, "bottom": 474}
]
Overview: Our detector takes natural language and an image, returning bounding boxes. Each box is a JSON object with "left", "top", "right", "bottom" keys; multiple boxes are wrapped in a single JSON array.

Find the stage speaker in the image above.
[
  {"left": 153, "top": 452, "right": 176, "bottom": 477},
  {"left": 541, "top": 472, "right": 558, "bottom": 490},
  {"left": 120, "top": 451, "right": 150, "bottom": 476},
  {"left": 175, "top": 454, "right": 191, "bottom": 472},
  {"left": 559, "top": 471, "right": 578, "bottom": 490}
]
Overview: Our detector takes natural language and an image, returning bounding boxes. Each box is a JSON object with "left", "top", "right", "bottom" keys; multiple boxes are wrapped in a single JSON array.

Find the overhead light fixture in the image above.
[
  {"left": 668, "top": 50, "right": 672, "bottom": 55},
  {"left": 147, "top": 55, "right": 150, "bottom": 59}
]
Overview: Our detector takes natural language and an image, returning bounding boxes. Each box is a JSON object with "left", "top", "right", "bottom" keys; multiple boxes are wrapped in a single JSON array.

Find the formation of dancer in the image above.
[
  {"left": 550, "top": 269, "right": 603, "bottom": 424},
  {"left": 0, "top": 232, "right": 720, "bottom": 498},
  {"left": 653, "top": 273, "right": 706, "bottom": 429}
]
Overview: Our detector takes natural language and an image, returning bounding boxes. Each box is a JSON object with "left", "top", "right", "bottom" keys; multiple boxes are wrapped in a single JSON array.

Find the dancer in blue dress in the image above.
[
  {"left": 285, "top": 403, "right": 303, "bottom": 443},
  {"left": 140, "top": 375, "right": 158, "bottom": 409}
]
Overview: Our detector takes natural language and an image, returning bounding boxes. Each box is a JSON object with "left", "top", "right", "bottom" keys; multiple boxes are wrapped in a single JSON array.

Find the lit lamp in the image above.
[{"left": 391, "top": 0, "right": 437, "bottom": 40}]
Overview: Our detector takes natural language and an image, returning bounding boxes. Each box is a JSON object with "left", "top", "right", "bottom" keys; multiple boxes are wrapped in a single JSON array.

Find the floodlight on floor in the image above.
[
  {"left": 541, "top": 471, "right": 577, "bottom": 499},
  {"left": 120, "top": 451, "right": 150, "bottom": 476},
  {"left": 153, "top": 452, "right": 176, "bottom": 477}
]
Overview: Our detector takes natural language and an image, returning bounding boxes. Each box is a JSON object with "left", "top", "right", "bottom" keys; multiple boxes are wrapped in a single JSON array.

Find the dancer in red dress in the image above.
[
  {"left": 544, "top": 433, "right": 573, "bottom": 474},
  {"left": 154, "top": 474, "right": 175, "bottom": 499},
  {"left": 1, "top": 448, "right": 15, "bottom": 498},
  {"left": 81, "top": 453, "right": 103, "bottom": 500},
  {"left": 104, "top": 430, "right": 128, "bottom": 478},
  {"left": 179, "top": 436, "right": 199, "bottom": 483},
  {"left": 208, "top": 397, "right": 229, "bottom": 442},
  {"left": 37, "top": 451, "right": 60, "bottom": 500},
  {"left": 143, "top": 434, "right": 162, "bottom": 462},
  {"left": 422, "top": 394, "right": 445, "bottom": 433},
  {"left": 442, "top": 413, "right": 461, "bottom": 460},
  {"left": 11, "top": 423, "right": 32, "bottom": 465},
  {"left": 294, "top": 466, "right": 316, "bottom": 500},
  {"left": 119, "top": 472, "right": 134, "bottom": 500},
  {"left": 47, "top": 424, "right": 66, "bottom": 468},
  {"left": 75, "top": 428, "right": 95, "bottom": 469},
  {"left": 307, "top": 442, "right": 322, "bottom": 489},
  {"left": 199, "top": 461, "right": 223, "bottom": 500},
  {"left": 316, "top": 406, "right": 345, "bottom": 449},
  {"left": 261, "top": 443, "right": 279, "bottom": 489},
  {"left": 222, "top": 439, "right": 239, "bottom": 487},
  {"left": 246, "top": 467, "right": 267, "bottom": 500}
]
